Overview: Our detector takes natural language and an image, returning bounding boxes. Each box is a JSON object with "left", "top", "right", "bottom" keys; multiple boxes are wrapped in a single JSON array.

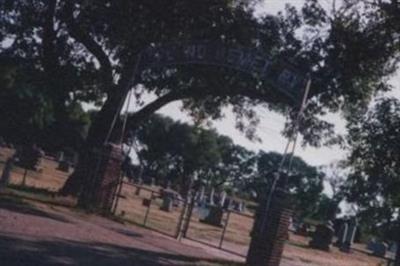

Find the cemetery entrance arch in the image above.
[
  {"left": 103, "top": 41, "right": 308, "bottom": 266},
  {"left": 137, "top": 41, "right": 305, "bottom": 103}
]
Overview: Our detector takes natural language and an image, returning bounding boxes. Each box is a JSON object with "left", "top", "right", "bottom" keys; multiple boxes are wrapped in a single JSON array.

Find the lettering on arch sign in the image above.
[{"left": 139, "top": 42, "right": 306, "bottom": 104}]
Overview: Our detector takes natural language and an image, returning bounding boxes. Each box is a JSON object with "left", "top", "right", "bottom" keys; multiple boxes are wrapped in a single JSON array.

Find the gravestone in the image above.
[
  {"left": 56, "top": 151, "right": 64, "bottom": 162},
  {"left": 223, "top": 197, "right": 232, "bottom": 209},
  {"left": 72, "top": 152, "right": 79, "bottom": 167},
  {"left": 237, "top": 201, "right": 245, "bottom": 212},
  {"left": 288, "top": 217, "right": 296, "bottom": 232},
  {"left": 219, "top": 191, "right": 227, "bottom": 207},
  {"left": 0, "top": 137, "right": 7, "bottom": 147},
  {"left": 166, "top": 180, "right": 172, "bottom": 189},
  {"left": 309, "top": 221, "right": 335, "bottom": 251},
  {"left": 370, "top": 242, "right": 387, "bottom": 257},
  {"left": 160, "top": 190, "right": 175, "bottom": 212},
  {"left": 335, "top": 219, "right": 348, "bottom": 247},
  {"left": 16, "top": 144, "right": 44, "bottom": 171},
  {"left": 390, "top": 242, "right": 398, "bottom": 256},
  {"left": 135, "top": 178, "right": 143, "bottom": 195},
  {"left": 0, "top": 156, "right": 14, "bottom": 188},
  {"left": 57, "top": 160, "right": 70, "bottom": 172},
  {"left": 197, "top": 186, "right": 205, "bottom": 205},
  {"left": 339, "top": 217, "right": 357, "bottom": 253},
  {"left": 174, "top": 193, "right": 184, "bottom": 208},
  {"left": 173, "top": 193, "right": 183, "bottom": 207},
  {"left": 367, "top": 238, "right": 378, "bottom": 251},
  {"left": 142, "top": 198, "right": 151, "bottom": 207},
  {"left": 209, "top": 187, "right": 215, "bottom": 205},
  {"left": 200, "top": 188, "right": 225, "bottom": 226},
  {"left": 200, "top": 205, "right": 224, "bottom": 227},
  {"left": 296, "top": 223, "right": 309, "bottom": 237}
]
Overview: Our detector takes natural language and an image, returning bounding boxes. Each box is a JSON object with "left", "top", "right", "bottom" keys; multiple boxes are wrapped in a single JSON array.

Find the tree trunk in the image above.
[
  {"left": 59, "top": 90, "right": 186, "bottom": 196},
  {"left": 59, "top": 88, "right": 125, "bottom": 196}
]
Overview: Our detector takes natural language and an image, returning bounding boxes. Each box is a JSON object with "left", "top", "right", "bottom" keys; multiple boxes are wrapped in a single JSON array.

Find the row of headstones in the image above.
[
  {"left": 0, "top": 142, "right": 76, "bottom": 173},
  {"left": 134, "top": 177, "right": 244, "bottom": 212},
  {"left": 307, "top": 217, "right": 398, "bottom": 259},
  {"left": 196, "top": 187, "right": 246, "bottom": 212},
  {"left": 159, "top": 186, "right": 246, "bottom": 213},
  {"left": 158, "top": 186, "right": 247, "bottom": 228},
  {"left": 308, "top": 217, "right": 358, "bottom": 252}
]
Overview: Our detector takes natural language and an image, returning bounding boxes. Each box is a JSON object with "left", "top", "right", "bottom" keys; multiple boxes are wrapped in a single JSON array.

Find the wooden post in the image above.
[{"left": 21, "top": 168, "right": 28, "bottom": 186}]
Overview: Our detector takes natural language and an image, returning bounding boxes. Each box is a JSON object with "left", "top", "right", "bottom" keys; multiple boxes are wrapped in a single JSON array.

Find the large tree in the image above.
[
  {"left": 344, "top": 98, "right": 400, "bottom": 239},
  {"left": 1, "top": 0, "right": 399, "bottom": 197},
  {"left": 135, "top": 114, "right": 325, "bottom": 218},
  {"left": 0, "top": 56, "right": 91, "bottom": 151},
  {"left": 135, "top": 114, "right": 256, "bottom": 194},
  {"left": 252, "top": 151, "right": 324, "bottom": 219}
]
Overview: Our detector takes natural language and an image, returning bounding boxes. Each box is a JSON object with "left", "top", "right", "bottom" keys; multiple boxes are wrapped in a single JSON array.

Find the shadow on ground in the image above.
[
  {"left": 0, "top": 234, "right": 243, "bottom": 266},
  {"left": 0, "top": 196, "right": 70, "bottom": 224},
  {"left": 111, "top": 228, "right": 143, "bottom": 238},
  {"left": 7, "top": 184, "right": 58, "bottom": 197}
]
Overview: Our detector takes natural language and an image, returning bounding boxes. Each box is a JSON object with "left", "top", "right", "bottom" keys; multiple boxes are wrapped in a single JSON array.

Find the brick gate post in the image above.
[
  {"left": 395, "top": 241, "right": 400, "bottom": 266},
  {"left": 246, "top": 173, "right": 292, "bottom": 266},
  {"left": 78, "top": 143, "right": 123, "bottom": 212}
]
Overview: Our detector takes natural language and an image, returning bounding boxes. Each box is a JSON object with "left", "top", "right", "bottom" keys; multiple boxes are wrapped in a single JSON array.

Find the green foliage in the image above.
[
  {"left": 136, "top": 114, "right": 243, "bottom": 187},
  {"left": 2, "top": 0, "right": 400, "bottom": 199},
  {"left": 0, "top": 58, "right": 91, "bottom": 151},
  {"left": 135, "top": 114, "right": 324, "bottom": 219},
  {"left": 254, "top": 151, "right": 324, "bottom": 218},
  {"left": 42, "top": 102, "right": 92, "bottom": 152},
  {"left": 3, "top": 0, "right": 398, "bottom": 150},
  {"left": 0, "top": 62, "right": 54, "bottom": 145},
  {"left": 308, "top": 194, "right": 337, "bottom": 221},
  {"left": 344, "top": 97, "right": 400, "bottom": 239}
]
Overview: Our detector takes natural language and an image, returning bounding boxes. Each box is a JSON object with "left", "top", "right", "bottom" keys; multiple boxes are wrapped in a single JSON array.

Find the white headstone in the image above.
[
  {"left": 198, "top": 186, "right": 205, "bottom": 202},
  {"left": 209, "top": 187, "right": 215, "bottom": 205},
  {"left": 219, "top": 191, "right": 227, "bottom": 207}
]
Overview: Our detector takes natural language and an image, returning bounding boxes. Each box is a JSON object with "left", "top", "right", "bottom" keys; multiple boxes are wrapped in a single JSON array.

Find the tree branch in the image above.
[
  {"left": 125, "top": 83, "right": 285, "bottom": 135},
  {"left": 127, "top": 90, "right": 190, "bottom": 130},
  {"left": 61, "top": 2, "right": 114, "bottom": 91},
  {"left": 42, "top": 0, "right": 57, "bottom": 74}
]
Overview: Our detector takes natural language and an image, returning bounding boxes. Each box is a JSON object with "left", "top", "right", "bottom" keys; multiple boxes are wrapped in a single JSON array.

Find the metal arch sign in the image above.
[{"left": 138, "top": 42, "right": 307, "bottom": 104}]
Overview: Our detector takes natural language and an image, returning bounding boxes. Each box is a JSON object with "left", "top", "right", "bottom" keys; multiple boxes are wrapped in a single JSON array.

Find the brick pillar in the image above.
[
  {"left": 247, "top": 175, "right": 292, "bottom": 266},
  {"left": 395, "top": 241, "right": 400, "bottom": 266},
  {"left": 78, "top": 143, "right": 123, "bottom": 212}
]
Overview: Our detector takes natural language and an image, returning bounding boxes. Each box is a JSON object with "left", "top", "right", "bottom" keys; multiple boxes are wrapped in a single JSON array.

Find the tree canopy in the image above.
[
  {"left": 1, "top": 0, "right": 399, "bottom": 196},
  {"left": 344, "top": 97, "right": 400, "bottom": 239},
  {"left": 253, "top": 151, "right": 324, "bottom": 218},
  {"left": 134, "top": 114, "right": 324, "bottom": 218},
  {"left": 134, "top": 114, "right": 256, "bottom": 192}
]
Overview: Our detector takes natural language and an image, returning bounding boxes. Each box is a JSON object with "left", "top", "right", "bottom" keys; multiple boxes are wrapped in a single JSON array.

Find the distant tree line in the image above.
[{"left": 133, "top": 114, "right": 327, "bottom": 220}]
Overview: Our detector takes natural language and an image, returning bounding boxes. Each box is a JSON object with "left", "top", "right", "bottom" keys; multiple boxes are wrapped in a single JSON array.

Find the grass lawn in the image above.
[{"left": 0, "top": 147, "right": 389, "bottom": 266}]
